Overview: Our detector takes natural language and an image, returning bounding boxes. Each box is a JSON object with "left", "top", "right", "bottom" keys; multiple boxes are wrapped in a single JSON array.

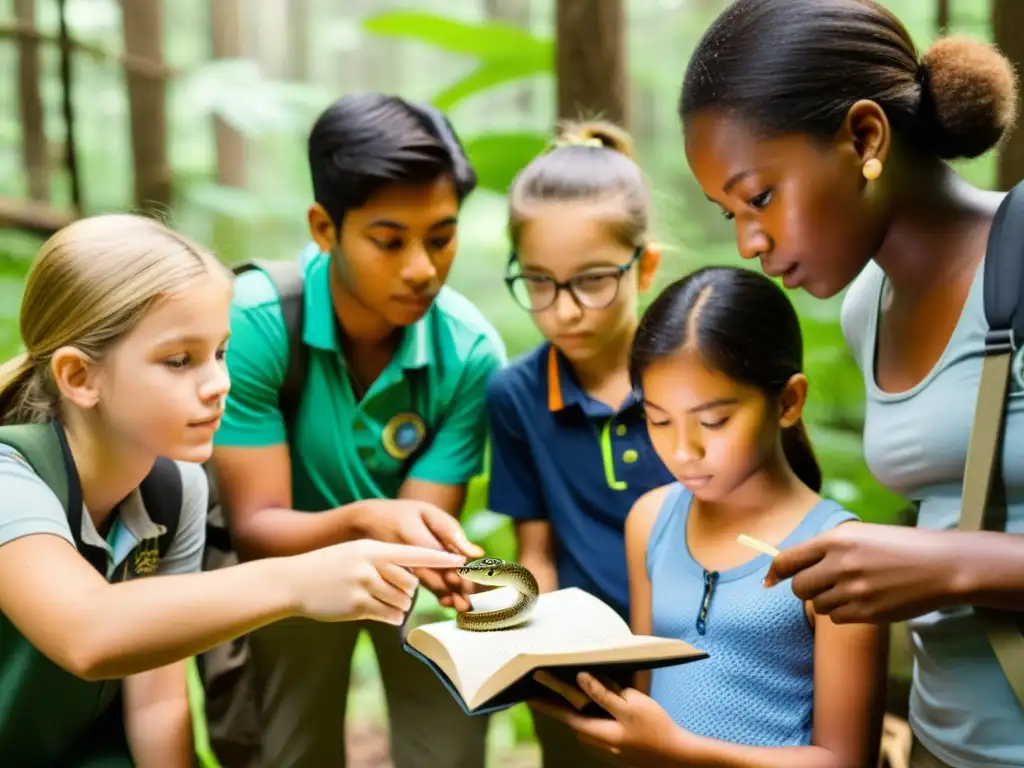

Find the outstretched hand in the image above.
[
  {"left": 351, "top": 499, "right": 484, "bottom": 611},
  {"left": 763, "top": 522, "right": 963, "bottom": 623},
  {"left": 288, "top": 539, "right": 467, "bottom": 625},
  {"left": 529, "top": 673, "right": 700, "bottom": 766}
]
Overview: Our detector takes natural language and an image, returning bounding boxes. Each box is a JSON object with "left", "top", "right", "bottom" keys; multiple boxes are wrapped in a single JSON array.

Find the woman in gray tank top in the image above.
[{"left": 678, "top": 1, "right": 1023, "bottom": 767}]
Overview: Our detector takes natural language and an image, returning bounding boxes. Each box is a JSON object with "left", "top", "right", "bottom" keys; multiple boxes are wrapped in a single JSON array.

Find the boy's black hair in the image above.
[{"left": 308, "top": 93, "right": 477, "bottom": 226}]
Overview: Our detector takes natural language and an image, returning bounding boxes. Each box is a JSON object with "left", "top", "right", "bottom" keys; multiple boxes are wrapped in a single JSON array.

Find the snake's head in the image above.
[{"left": 456, "top": 556, "right": 509, "bottom": 586}]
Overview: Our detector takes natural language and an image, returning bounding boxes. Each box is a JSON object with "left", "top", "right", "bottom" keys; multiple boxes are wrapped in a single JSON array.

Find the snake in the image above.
[{"left": 455, "top": 557, "right": 540, "bottom": 631}]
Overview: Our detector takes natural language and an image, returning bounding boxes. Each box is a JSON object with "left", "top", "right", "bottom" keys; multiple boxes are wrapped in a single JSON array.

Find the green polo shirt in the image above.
[{"left": 215, "top": 248, "right": 507, "bottom": 511}]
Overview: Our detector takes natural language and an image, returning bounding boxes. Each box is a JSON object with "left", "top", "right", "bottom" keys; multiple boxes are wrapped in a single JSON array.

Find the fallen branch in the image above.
[
  {"left": 0, "top": 19, "right": 177, "bottom": 79},
  {"left": 0, "top": 197, "right": 75, "bottom": 237}
]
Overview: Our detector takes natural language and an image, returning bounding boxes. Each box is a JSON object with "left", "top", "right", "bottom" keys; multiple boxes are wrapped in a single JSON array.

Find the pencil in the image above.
[{"left": 736, "top": 534, "right": 780, "bottom": 557}]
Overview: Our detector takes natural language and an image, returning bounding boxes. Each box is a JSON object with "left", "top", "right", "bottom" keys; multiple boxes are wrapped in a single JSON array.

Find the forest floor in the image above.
[{"left": 346, "top": 722, "right": 540, "bottom": 768}]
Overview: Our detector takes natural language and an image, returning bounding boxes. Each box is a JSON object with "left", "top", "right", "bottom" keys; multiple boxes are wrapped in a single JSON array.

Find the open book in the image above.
[{"left": 402, "top": 586, "right": 708, "bottom": 716}]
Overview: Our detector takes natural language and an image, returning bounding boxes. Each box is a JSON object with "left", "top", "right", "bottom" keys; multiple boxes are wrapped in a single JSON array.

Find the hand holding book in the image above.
[{"left": 529, "top": 671, "right": 708, "bottom": 765}]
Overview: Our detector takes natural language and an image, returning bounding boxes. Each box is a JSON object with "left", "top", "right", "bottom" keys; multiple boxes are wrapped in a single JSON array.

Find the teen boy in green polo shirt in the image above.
[{"left": 209, "top": 94, "right": 506, "bottom": 768}]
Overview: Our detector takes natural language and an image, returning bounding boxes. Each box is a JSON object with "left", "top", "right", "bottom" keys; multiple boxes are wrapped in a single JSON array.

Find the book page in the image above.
[{"left": 407, "top": 587, "right": 634, "bottom": 705}]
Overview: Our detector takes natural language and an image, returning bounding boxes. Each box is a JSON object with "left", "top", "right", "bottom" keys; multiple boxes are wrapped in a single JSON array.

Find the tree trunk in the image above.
[
  {"left": 994, "top": 0, "right": 1024, "bottom": 191},
  {"left": 555, "top": 0, "right": 627, "bottom": 127},
  {"left": 937, "top": 0, "right": 950, "bottom": 34},
  {"left": 347, "top": 0, "right": 399, "bottom": 93},
  {"left": 485, "top": 0, "right": 533, "bottom": 114},
  {"left": 287, "top": 0, "right": 310, "bottom": 81},
  {"left": 121, "top": 0, "right": 170, "bottom": 214},
  {"left": 251, "top": 1, "right": 290, "bottom": 79},
  {"left": 210, "top": 0, "right": 247, "bottom": 261},
  {"left": 211, "top": 0, "right": 246, "bottom": 190},
  {"left": 15, "top": 0, "right": 48, "bottom": 201}
]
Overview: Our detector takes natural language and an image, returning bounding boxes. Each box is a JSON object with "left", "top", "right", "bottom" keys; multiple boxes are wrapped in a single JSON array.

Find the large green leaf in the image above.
[
  {"left": 462, "top": 133, "right": 550, "bottom": 195},
  {"left": 362, "top": 11, "right": 552, "bottom": 110},
  {"left": 362, "top": 11, "right": 551, "bottom": 63},
  {"left": 433, "top": 60, "right": 549, "bottom": 111}
]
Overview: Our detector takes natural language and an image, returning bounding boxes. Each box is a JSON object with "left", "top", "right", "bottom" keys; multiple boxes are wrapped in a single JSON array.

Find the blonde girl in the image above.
[{"left": 0, "top": 214, "right": 464, "bottom": 767}]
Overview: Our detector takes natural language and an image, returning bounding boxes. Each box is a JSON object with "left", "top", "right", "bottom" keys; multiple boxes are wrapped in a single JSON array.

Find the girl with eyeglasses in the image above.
[{"left": 483, "top": 121, "right": 673, "bottom": 767}]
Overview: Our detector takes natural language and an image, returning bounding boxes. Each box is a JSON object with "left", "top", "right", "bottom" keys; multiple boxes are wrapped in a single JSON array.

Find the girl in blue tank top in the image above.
[{"left": 531, "top": 266, "right": 888, "bottom": 766}]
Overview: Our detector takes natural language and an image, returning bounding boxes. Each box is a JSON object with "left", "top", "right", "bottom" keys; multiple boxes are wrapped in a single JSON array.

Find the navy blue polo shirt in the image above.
[{"left": 485, "top": 342, "right": 675, "bottom": 619}]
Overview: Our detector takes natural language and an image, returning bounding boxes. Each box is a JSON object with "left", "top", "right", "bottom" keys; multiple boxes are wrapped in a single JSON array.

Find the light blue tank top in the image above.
[
  {"left": 842, "top": 259, "right": 1024, "bottom": 767},
  {"left": 646, "top": 484, "right": 857, "bottom": 747}
]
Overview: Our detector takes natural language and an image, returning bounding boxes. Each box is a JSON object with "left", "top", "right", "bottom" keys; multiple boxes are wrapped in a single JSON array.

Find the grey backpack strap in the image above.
[
  {"left": 206, "top": 259, "right": 307, "bottom": 553},
  {"left": 231, "top": 259, "right": 307, "bottom": 429}
]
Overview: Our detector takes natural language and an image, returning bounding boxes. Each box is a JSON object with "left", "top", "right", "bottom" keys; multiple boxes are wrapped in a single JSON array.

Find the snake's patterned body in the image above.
[{"left": 455, "top": 557, "right": 540, "bottom": 631}]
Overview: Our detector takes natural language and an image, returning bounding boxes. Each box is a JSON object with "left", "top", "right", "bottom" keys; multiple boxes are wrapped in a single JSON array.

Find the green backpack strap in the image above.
[
  {"left": 0, "top": 422, "right": 69, "bottom": 509},
  {"left": 0, "top": 421, "right": 182, "bottom": 577},
  {"left": 0, "top": 422, "right": 109, "bottom": 575}
]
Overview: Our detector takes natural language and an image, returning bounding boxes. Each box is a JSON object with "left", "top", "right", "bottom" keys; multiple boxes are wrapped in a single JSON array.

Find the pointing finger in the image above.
[{"left": 368, "top": 543, "right": 467, "bottom": 569}]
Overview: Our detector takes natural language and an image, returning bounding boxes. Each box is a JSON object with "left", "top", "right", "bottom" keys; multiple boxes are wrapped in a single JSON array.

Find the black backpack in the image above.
[{"left": 962, "top": 179, "right": 1024, "bottom": 707}]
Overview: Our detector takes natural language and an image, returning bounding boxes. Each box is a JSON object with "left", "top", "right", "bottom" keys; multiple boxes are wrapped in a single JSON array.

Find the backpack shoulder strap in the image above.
[
  {"left": 983, "top": 180, "right": 1024, "bottom": 351},
  {"left": 138, "top": 457, "right": 183, "bottom": 561},
  {"left": 964, "top": 181, "right": 1024, "bottom": 707},
  {"left": 0, "top": 421, "right": 105, "bottom": 574},
  {"left": 232, "top": 258, "right": 307, "bottom": 429},
  {"left": 968, "top": 181, "right": 1024, "bottom": 532},
  {"left": 0, "top": 423, "right": 68, "bottom": 509}
]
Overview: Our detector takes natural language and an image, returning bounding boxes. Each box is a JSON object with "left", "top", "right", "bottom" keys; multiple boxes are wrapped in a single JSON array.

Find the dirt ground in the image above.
[{"left": 346, "top": 722, "right": 541, "bottom": 768}]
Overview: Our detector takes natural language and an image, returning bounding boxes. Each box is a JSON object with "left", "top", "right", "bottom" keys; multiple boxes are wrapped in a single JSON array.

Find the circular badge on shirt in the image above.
[
  {"left": 382, "top": 412, "right": 428, "bottom": 460},
  {"left": 1013, "top": 345, "right": 1024, "bottom": 393}
]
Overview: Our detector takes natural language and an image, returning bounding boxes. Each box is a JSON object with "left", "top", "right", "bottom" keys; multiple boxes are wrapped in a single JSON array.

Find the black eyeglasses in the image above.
[{"left": 504, "top": 246, "right": 644, "bottom": 313}]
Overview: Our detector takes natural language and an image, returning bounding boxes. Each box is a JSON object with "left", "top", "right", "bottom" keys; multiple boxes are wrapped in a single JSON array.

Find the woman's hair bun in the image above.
[
  {"left": 920, "top": 35, "right": 1018, "bottom": 160},
  {"left": 555, "top": 120, "right": 637, "bottom": 160}
]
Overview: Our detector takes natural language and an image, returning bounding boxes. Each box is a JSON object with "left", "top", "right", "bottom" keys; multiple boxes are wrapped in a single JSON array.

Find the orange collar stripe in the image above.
[{"left": 547, "top": 345, "right": 564, "bottom": 411}]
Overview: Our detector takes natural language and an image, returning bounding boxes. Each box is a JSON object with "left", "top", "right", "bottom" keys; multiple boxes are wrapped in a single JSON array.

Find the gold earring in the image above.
[{"left": 862, "top": 158, "right": 882, "bottom": 181}]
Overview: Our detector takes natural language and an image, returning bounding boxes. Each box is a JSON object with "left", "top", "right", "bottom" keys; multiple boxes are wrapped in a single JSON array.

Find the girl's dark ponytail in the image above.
[{"left": 781, "top": 419, "right": 822, "bottom": 493}]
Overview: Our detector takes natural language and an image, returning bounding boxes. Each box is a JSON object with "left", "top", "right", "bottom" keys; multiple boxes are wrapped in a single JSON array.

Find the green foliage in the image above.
[
  {"left": 362, "top": 11, "right": 552, "bottom": 111},
  {"left": 176, "top": 59, "right": 331, "bottom": 139},
  {"left": 462, "top": 133, "right": 550, "bottom": 195},
  {"left": 432, "top": 61, "right": 543, "bottom": 113},
  {"left": 361, "top": 11, "right": 553, "bottom": 198},
  {"left": 0, "top": 1, "right": 1002, "bottom": 762},
  {"left": 186, "top": 658, "right": 223, "bottom": 768}
]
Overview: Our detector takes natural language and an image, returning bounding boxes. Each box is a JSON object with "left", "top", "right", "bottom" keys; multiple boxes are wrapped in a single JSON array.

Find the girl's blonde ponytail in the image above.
[{"left": 0, "top": 353, "right": 52, "bottom": 425}]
